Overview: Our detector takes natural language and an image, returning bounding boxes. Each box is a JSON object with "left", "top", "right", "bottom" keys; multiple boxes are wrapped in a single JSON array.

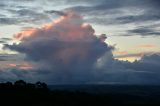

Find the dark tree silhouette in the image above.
[
  {"left": 14, "top": 80, "right": 26, "bottom": 86},
  {"left": 26, "top": 83, "right": 35, "bottom": 89},
  {"left": 35, "top": 81, "right": 48, "bottom": 90},
  {"left": 14, "top": 80, "right": 26, "bottom": 88}
]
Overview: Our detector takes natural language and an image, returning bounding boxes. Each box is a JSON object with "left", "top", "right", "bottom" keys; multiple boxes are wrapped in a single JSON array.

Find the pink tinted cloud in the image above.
[{"left": 7, "top": 63, "right": 33, "bottom": 70}]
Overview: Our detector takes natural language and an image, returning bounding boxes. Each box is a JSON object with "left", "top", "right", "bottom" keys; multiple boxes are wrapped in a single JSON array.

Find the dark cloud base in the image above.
[{"left": 0, "top": 53, "right": 160, "bottom": 85}]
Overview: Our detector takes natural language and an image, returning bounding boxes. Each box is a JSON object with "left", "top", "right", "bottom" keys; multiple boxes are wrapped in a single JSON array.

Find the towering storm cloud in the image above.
[
  {"left": 5, "top": 11, "right": 111, "bottom": 65},
  {"left": 4, "top": 11, "right": 113, "bottom": 84}
]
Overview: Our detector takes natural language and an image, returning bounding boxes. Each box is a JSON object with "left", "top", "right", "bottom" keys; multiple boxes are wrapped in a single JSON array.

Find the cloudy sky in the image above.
[{"left": 0, "top": 0, "right": 160, "bottom": 84}]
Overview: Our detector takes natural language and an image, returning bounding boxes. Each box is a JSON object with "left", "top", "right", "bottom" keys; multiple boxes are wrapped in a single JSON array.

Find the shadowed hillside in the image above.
[{"left": 1, "top": 80, "right": 160, "bottom": 106}]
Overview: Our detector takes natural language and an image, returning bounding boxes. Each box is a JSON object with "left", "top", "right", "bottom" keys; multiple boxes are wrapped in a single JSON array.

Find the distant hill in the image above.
[{"left": 1, "top": 81, "right": 160, "bottom": 105}]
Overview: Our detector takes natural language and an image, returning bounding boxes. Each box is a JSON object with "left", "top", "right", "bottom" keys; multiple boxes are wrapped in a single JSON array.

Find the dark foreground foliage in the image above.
[{"left": 0, "top": 80, "right": 160, "bottom": 106}]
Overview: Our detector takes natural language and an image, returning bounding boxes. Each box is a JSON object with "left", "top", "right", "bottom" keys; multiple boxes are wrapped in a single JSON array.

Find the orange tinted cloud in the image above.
[
  {"left": 14, "top": 12, "right": 98, "bottom": 42},
  {"left": 114, "top": 51, "right": 128, "bottom": 55},
  {"left": 14, "top": 28, "right": 37, "bottom": 40},
  {"left": 137, "top": 44, "right": 156, "bottom": 48}
]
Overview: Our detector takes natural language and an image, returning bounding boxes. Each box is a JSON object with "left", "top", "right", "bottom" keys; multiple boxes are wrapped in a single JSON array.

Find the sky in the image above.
[{"left": 0, "top": 0, "right": 160, "bottom": 84}]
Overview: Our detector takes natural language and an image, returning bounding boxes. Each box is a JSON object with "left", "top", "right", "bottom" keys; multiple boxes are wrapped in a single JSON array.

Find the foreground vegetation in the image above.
[{"left": 0, "top": 80, "right": 160, "bottom": 106}]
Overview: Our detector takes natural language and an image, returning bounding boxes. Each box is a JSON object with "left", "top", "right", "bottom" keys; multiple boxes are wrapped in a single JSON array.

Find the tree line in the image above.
[{"left": 0, "top": 80, "right": 48, "bottom": 90}]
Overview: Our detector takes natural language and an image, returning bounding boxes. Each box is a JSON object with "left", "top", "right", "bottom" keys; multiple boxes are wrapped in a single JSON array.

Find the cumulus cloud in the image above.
[
  {"left": 96, "top": 53, "right": 160, "bottom": 85},
  {"left": 4, "top": 11, "right": 112, "bottom": 84},
  {"left": 3, "top": 11, "right": 160, "bottom": 85}
]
